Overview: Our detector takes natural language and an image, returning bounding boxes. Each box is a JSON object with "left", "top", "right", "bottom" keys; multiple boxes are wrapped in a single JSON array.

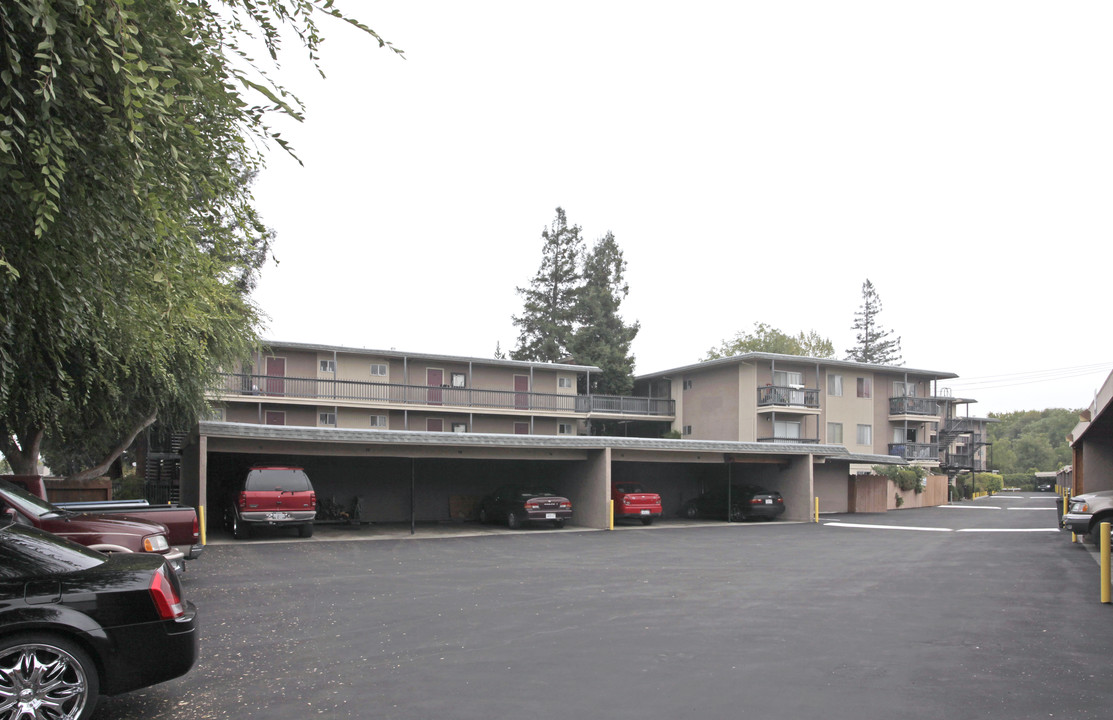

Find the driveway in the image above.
[{"left": 94, "top": 494, "right": 1113, "bottom": 719}]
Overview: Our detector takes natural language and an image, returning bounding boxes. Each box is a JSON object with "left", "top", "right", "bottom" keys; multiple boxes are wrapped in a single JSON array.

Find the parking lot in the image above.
[{"left": 93, "top": 494, "right": 1113, "bottom": 720}]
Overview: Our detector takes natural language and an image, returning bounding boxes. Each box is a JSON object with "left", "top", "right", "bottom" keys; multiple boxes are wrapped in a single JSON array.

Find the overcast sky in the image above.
[{"left": 248, "top": 1, "right": 1113, "bottom": 416}]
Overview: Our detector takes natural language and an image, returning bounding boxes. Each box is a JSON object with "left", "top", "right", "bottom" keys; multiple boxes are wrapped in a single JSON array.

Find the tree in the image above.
[
  {"left": 704, "top": 323, "right": 835, "bottom": 361},
  {"left": 987, "top": 408, "right": 1077, "bottom": 474},
  {"left": 846, "top": 279, "right": 902, "bottom": 365},
  {"left": 0, "top": 1, "right": 400, "bottom": 477},
  {"left": 568, "top": 232, "right": 640, "bottom": 396},
  {"left": 511, "top": 208, "right": 584, "bottom": 362}
]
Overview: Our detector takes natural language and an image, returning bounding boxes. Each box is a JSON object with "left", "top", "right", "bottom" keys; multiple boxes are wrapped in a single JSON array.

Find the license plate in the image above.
[
  {"left": 545, "top": 513, "right": 556, "bottom": 519},
  {"left": 640, "top": 510, "right": 650, "bottom": 515},
  {"left": 764, "top": 499, "right": 772, "bottom": 505},
  {"left": 266, "top": 512, "right": 291, "bottom": 520}
]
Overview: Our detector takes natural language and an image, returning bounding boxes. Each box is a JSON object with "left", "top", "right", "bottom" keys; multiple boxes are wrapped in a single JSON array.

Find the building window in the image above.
[
  {"left": 207, "top": 407, "right": 226, "bottom": 422},
  {"left": 452, "top": 422, "right": 467, "bottom": 433},
  {"left": 264, "top": 411, "right": 285, "bottom": 426},
  {"left": 828, "top": 374, "right": 843, "bottom": 396},
  {"left": 773, "top": 370, "right": 803, "bottom": 387},
  {"left": 558, "top": 423, "right": 573, "bottom": 435},
  {"left": 320, "top": 359, "right": 335, "bottom": 373},
  {"left": 774, "top": 420, "right": 801, "bottom": 440},
  {"left": 682, "top": 425, "right": 693, "bottom": 436},
  {"left": 427, "top": 418, "right": 443, "bottom": 432},
  {"left": 451, "top": 372, "right": 466, "bottom": 388},
  {"left": 319, "top": 411, "right": 337, "bottom": 426},
  {"left": 370, "top": 363, "right": 387, "bottom": 376},
  {"left": 857, "top": 377, "right": 871, "bottom": 398},
  {"left": 828, "top": 422, "right": 843, "bottom": 443},
  {"left": 370, "top": 415, "right": 387, "bottom": 428},
  {"left": 857, "top": 424, "right": 872, "bottom": 445},
  {"left": 893, "top": 381, "right": 917, "bottom": 397},
  {"left": 683, "top": 380, "right": 693, "bottom": 390},
  {"left": 558, "top": 376, "right": 573, "bottom": 389},
  {"left": 514, "top": 422, "right": 530, "bottom": 435}
]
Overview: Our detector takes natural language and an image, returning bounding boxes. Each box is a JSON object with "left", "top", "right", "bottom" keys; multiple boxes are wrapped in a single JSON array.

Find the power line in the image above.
[{"left": 941, "top": 362, "right": 1113, "bottom": 392}]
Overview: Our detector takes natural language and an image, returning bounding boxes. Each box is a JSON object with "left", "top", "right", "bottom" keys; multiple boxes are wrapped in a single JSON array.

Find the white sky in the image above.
[{"left": 249, "top": 1, "right": 1113, "bottom": 416}]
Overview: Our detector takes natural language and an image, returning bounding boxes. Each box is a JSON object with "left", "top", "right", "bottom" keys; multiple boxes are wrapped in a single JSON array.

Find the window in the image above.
[
  {"left": 318, "top": 411, "right": 337, "bottom": 426},
  {"left": 828, "top": 374, "right": 843, "bottom": 397},
  {"left": 370, "top": 363, "right": 387, "bottom": 376},
  {"left": 892, "top": 428, "right": 917, "bottom": 443},
  {"left": 558, "top": 376, "right": 573, "bottom": 389},
  {"left": 857, "top": 377, "right": 872, "bottom": 398},
  {"left": 514, "top": 422, "right": 530, "bottom": 435},
  {"left": 452, "top": 422, "right": 467, "bottom": 433},
  {"left": 773, "top": 370, "right": 803, "bottom": 387},
  {"left": 370, "top": 415, "right": 387, "bottom": 428},
  {"left": 558, "top": 423, "right": 574, "bottom": 435},
  {"left": 451, "top": 373, "right": 466, "bottom": 388},
  {"left": 320, "top": 359, "right": 335, "bottom": 373},
  {"left": 893, "top": 381, "right": 917, "bottom": 397},
  {"left": 774, "top": 420, "right": 801, "bottom": 440},
  {"left": 682, "top": 425, "right": 693, "bottom": 436},
  {"left": 827, "top": 422, "right": 843, "bottom": 443},
  {"left": 683, "top": 379, "right": 693, "bottom": 390},
  {"left": 427, "top": 418, "right": 443, "bottom": 432},
  {"left": 857, "top": 424, "right": 872, "bottom": 445},
  {"left": 264, "top": 411, "right": 285, "bottom": 426}
]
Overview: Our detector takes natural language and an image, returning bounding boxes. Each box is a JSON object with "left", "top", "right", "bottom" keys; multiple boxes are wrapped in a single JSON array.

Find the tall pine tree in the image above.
[
  {"left": 569, "top": 231, "right": 640, "bottom": 396},
  {"left": 846, "top": 279, "right": 903, "bottom": 365},
  {"left": 511, "top": 208, "right": 583, "bottom": 362}
]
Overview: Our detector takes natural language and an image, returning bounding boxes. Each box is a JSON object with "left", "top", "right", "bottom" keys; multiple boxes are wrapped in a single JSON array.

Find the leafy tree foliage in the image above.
[
  {"left": 986, "top": 408, "right": 1078, "bottom": 474},
  {"left": 846, "top": 279, "right": 902, "bottom": 365},
  {"left": 512, "top": 208, "right": 584, "bottom": 363},
  {"left": 704, "top": 322, "right": 835, "bottom": 361},
  {"left": 0, "top": 1, "right": 398, "bottom": 477},
  {"left": 568, "top": 232, "right": 640, "bottom": 396}
]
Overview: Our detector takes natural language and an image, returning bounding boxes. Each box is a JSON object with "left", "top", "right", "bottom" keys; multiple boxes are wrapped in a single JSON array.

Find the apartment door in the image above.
[
  {"left": 427, "top": 369, "right": 443, "bottom": 405},
  {"left": 427, "top": 418, "right": 443, "bottom": 432},
  {"left": 264, "top": 411, "right": 285, "bottom": 426},
  {"left": 514, "top": 375, "right": 529, "bottom": 410},
  {"left": 265, "top": 357, "right": 285, "bottom": 396}
]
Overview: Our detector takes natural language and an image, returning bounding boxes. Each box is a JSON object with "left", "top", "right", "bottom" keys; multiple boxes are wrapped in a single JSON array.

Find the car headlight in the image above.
[{"left": 143, "top": 534, "right": 170, "bottom": 553}]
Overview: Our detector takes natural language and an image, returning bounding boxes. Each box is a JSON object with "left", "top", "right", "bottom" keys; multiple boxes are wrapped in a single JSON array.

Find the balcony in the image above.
[
  {"left": 888, "top": 443, "right": 941, "bottom": 461},
  {"left": 757, "top": 436, "right": 820, "bottom": 444},
  {"left": 889, "top": 397, "right": 942, "bottom": 417},
  {"left": 943, "top": 451, "right": 985, "bottom": 472},
  {"left": 757, "top": 385, "right": 820, "bottom": 409},
  {"left": 211, "top": 373, "right": 675, "bottom": 418}
]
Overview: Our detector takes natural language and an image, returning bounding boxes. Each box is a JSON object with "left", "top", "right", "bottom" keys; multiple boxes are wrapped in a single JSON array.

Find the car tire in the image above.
[
  {"left": 232, "top": 513, "right": 250, "bottom": 540},
  {"left": 684, "top": 505, "right": 699, "bottom": 519},
  {"left": 298, "top": 524, "right": 314, "bottom": 538},
  {"left": 0, "top": 633, "right": 100, "bottom": 720},
  {"left": 729, "top": 506, "right": 745, "bottom": 523},
  {"left": 553, "top": 519, "right": 565, "bottom": 529},
  {"left": 641, "top": 517, "right": 653, "bottom": 526},
  {"left": 1090, "top": 521, "right": 1109, "bottom": 547},
  {"left": 507, "top": 511, "right": 521, "bottom": 530}
]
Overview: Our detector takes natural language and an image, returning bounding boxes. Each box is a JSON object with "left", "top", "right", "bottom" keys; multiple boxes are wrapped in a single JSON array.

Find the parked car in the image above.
[
  {"left": 225, "top": 466, "right": 316, "bottom": 539},
  {"left": 681, "top": 485, "right": 786, "bottom": 522},
  {"left": 478, "top": 485, "right": 572, "bottom": 529},
  {"left": 1062, "top": 489, "right": 1113, "bottom": 545},
  {"left": 612, "top": 482, "right": 662, "bottom": 525},
  {"left": 0, "top": 479, "right": 186, "bottom": 571},
  {"left": 1036, "top": 481, "right": 1054, "bottom": 492},
  {"left": 2, "top": 474, "right": 202, "bottom": 566},
  {"left": 0, "top": 518, "right": 198, "bottom": 719}
]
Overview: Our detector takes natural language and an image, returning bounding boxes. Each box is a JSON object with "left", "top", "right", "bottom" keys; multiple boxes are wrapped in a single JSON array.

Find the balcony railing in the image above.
[
  {"left": 888, "top": 442, "right": 940, "bottom": 461},
  {"left": 889, "top": 397, "right": 942, "bottom": 416},
  {"left": 943, "top": 451, "right": 985, "bottom": 472},
  {"left": 757, "top": 436, "right": 820, "bottom": 444},
  {"left": 757, "top": 386, "right": 820, "bottom": 409},
  {"left": 211, "top": 373, "right": 675, "bottom": 417}
]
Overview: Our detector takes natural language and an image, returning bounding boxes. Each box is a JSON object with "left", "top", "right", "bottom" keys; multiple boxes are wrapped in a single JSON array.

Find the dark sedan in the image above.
[
  {"left": 478, "top": 485, "right": 572, "bottom": 529},
  {"left": 681, "top": 485, "right": 786, "bottom": 522},
  {"left": 0, "top": 519, "right": 198, "bottom": 719}
]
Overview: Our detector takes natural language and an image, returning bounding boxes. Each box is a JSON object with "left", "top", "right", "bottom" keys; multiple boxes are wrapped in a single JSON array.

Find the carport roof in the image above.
[
  {"left": 196, "top": 421, "right": 859, "bottom": 459},
  {"left": 823, "top": 452, "right": 909, "bottom": 466}
]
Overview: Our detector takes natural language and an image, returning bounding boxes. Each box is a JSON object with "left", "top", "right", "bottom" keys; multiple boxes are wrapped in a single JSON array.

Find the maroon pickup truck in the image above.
[{"left": 0, "top": 476, "right": 196, "bottom": 572}]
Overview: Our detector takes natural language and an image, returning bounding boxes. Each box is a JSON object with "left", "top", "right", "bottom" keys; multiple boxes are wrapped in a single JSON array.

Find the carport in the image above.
[{"left": 180, "top": 422, "right": 862, "bottom": 534}]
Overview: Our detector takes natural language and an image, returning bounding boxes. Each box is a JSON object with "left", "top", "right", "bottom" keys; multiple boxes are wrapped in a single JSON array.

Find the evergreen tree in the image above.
[
  {"left": 511, "top": 208, "right": 583, "bottom": 362},
  {"left": 846, "top": 279, "right": 902, "bottom": 365},
  {"left": 569, "top": 232, "right": 640, "bottom": 396}
]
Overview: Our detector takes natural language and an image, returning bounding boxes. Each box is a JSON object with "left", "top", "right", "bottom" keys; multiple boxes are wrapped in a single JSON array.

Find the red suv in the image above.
[{"left": 226, "top": 466, "right": 316, "bottom": 539}]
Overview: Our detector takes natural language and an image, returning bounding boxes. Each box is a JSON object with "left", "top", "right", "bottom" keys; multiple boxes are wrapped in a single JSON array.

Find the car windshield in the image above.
[
  {"left": 245, "top": 468, "right": 311, "bottom": 492},
  {"left": 0, "top": 522, "right": 105, "bottom": 579},
  {"left": 0, "top": 479, "right": 62, "bottom": 519},
  {"left": 617, "top": 483, "right": 645, "bottom": 493}
]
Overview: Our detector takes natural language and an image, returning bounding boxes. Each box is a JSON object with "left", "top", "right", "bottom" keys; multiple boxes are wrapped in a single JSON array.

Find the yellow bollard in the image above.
[
  {"left": 1102, "top": 522, "right": 1111, "bottom": 604},
  {"left": 814, "top": 497, "right": 819, "bottom": 523},
  {"left": 199, "top": 505, "right": 207, "bottom": 546},
  {"left": 608, "top": 500, "right": 614, "bottom": 531}
]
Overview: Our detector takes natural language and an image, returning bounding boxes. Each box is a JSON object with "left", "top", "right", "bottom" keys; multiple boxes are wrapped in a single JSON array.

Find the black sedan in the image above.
[
  {"left": 681, "top": 485, "right": 786, "bottom": 522},
  {"left": 0, "top": 519, "right": 198, "bottom": 719},
  {"left": 478, "top": 485, "right": 572, "bottom": 529}
]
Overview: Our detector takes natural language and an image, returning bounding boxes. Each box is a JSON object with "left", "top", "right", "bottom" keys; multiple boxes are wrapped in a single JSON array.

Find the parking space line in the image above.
[
  {"left": 955, "top": 528, "right": 1061, "bottom": 533},
  {"left": 824, "top": 522, "right": 952, "bottom": 532},
  {"left": 939, "top": 505, "right": 1002, "bottom": 510}
]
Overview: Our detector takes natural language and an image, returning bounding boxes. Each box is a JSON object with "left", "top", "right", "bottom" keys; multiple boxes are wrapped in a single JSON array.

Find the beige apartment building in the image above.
[{"left": 633, "top": 353, "right": 991, "bottom": 474}]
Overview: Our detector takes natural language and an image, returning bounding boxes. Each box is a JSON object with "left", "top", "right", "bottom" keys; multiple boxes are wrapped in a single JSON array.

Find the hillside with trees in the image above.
[{"left": 986, "top": 408, "right": 1079, "bottom": 474}]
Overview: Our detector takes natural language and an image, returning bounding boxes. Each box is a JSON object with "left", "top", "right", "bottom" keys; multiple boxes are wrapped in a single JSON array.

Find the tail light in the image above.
[
  {"left": 309, "top": 492, "right": 316, "bottom": 509},
  {"left": 750, "top": 498, "right": 763, "bottom": 504},
  {"left": 623, "top": 497, "right": 632, "bottom": 505},
  {"left": 149, "top": 566, "right": 185, "bottom": 619},
  {"left": 525, "top": 501, "right": 539, "bottom": 510},
  {"left": 238, "top": 492, "right": 246, "bottom": 511},
  {"left": 191, "top": 514, "right": 199, "bottom": 541},
  {"left": 559, "top": 501, "right": 571, "bottom": 509}
]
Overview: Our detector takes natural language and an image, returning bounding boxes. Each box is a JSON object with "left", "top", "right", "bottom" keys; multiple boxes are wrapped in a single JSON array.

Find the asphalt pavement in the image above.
[{"left": 93, "top": 492, "right": 1113, "bottom": 720}]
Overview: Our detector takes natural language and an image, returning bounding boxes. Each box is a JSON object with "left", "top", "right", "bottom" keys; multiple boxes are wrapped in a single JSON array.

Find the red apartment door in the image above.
[
  {"left": 264, "top": 411, "right": 285, "bottom": 426},
  {"left": 514, "top": 375, "right": 529, "bottom": 410},
  {"left": 427, "top": 369, "right": 443, "bottom": 405},
  {"left": 265, "top": 357, "right": 285, "bottom": 396},
  {"left": 427, "top": 418, "right": 443, "bottom": 432}
]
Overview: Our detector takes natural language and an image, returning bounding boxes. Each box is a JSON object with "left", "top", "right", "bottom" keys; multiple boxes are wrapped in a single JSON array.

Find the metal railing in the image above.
[
  {"left": 757, "top": 436, "right": 820, "bottom": 444},
  {"left": 889, "top": 397, "right": 942, "bottom": 416},
  {"left": 757, "top": 386, "right": 820, "bottom": 408},
  {"left": 211, "top": 373, "right": 675, "bottom": 417},
  {"left": 888, "top": 442, "right": 940, "bottom": 461}
]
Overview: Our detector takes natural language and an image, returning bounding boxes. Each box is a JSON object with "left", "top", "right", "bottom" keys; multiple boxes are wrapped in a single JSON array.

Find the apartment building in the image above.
[
  {"left": 633, "top": 353, "right": 991, "bottom": 474},
  {"left": 207, "top": 341, "right": 675, "bottom": 436}
]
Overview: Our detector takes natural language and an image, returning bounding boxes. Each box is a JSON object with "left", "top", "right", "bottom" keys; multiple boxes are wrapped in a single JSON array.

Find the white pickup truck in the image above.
[{"left": 1063, "top": 489, "right": 1113, "bottom": 545}]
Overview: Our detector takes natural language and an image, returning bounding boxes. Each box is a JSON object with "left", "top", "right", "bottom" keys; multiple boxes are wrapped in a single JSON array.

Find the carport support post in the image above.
[
  {"left": 410, "top": 459, "right": 416, "bottom": 536},
  {"left": 1102, "top": 522, "right": 1111, "bottom": 604}
]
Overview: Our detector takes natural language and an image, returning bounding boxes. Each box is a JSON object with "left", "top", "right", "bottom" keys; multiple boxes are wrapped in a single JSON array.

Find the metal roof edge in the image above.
[
  {"left": 634, "top": 352, "right": 959, "bottom": 381},
  {"left": 260, "top": 340, "right": 602, "bottom": 373}
]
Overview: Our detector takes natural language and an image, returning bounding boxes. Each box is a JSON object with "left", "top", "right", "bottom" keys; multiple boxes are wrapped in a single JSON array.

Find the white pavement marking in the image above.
[
  {"left": 1006, "top": 507, "right": 1058, "bottom": 511},
  {"left": 824, "top": 522, "right": 952, "bottom": 532},
  {"left": 939, "top": 505, "right": 1002, "bottom": 510},
  {"left": 956, "top": 528, "right": 1061, "bottom": 533}
]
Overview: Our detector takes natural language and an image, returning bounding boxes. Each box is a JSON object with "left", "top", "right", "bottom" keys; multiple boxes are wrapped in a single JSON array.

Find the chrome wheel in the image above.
[{"left": 0, "top": 635, "right": 98, "bottom": 720}]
